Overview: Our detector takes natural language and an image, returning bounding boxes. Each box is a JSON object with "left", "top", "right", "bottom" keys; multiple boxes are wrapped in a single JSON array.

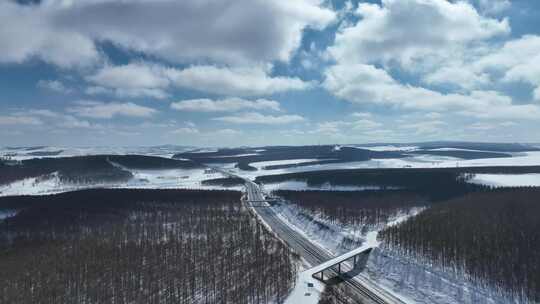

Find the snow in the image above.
[
  {"left": 358, "top": 145, "right": 418, "bottom": 152},
  {"left": 0, "top": 210, "right": 18, "bottom": 220},
  {"left": 0, "top": 145, "right": 194, "bottom": 161},
  {"left": 0, "top": 168, "right": 242, "bottom": 197},
  {"left": 122, "top": 168, "right": 243, "bottom": 191},
  {"left": 208, "top": 153, "right": 260, "bottom": 158},
  {"left": 425, "top": 148, "right": 499, "bottom": 153},
  {"left": 216, "top": 151, "right": 540, "bottom": 183},
  {"left": 377, "top": 151, "right": 540, "bottom": 169},
  {"left": 272, "top": 196, "right": 521, "bottom": 304},
  {"left": 250, "top": 159, "right": 323, "bottom": 169},
  {"left": 271, "top": 200, "right": 423, "bottom": 256},
  {"left": 467, "top": 173, "right": 540, "bottom": 187},
  {"left": 261, "top": 181, "right": 397, "bottom": 192},
  {"left": 285, "top": 267, "right": 325, "bottom": 304},
  {"left": 364, "top": 249, "right": 517, "bottom": 304},
  {"left": 275, "top": 199, "right": 423, "bottom": 304},
  {"left": 308, "top": 245, "right": 373, "bottom": 275}
]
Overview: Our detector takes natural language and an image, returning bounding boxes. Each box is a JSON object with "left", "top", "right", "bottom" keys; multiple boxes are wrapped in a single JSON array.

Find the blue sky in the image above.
[{"left": 1, "top": 0, "right": 540, "bottom": 147}]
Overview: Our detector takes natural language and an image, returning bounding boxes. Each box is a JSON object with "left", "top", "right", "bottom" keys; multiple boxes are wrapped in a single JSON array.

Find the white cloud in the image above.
[
  {"left": 476, "top": 0, "right": 511, "bottom": 15},
  {"left": 171, "top": 98, "right": 281, "bottom": 113},
  {"left": 463, "top": 35, "right": 540, "bottom": 101},
  {"left": 212, "top": 112, "right": 305, "bottom": 125},
  {"left": 313, "top": 118, "right": 381, "bottom": 134},
  {"left": 37, "top": 80, "right": 72, "bottom": 94},
  {"left": 328, "top": 0, "right": 509, "bottom": 68},
  {"left": 351, "top": 112, "right": 372, "bottom": 119},
  {"left": 68, "top": 101, "right": 158, "bottom": 119},
  {"left": 58, "top": 115, "right": 98, "bottom": 129},
  {"left": 87, "top": 63, "right": 312, "bottom": 98},
  {"left": 215, "top": 129, "right": 242, "bottom": 135},
  {"left": 86, "top": 63, "right": 170, "bottom": 99},
  {"left": 0, "top": 1, "right": 100, "bottom": 68},
  {"left": 324, "top": 63, "right": 540, "bottom": 120},
  {"left": 0, "top": 0, "right": 335, "bottom": 67},
  {"left": 468, "top": 122, "right": 496, "bottom": 131},
  {"left": 425, "top": 112, "right": 442, "bottom": 119},
  {"left": 422, "top": 65, "right": 491, "bottom": 90},
  {"left": 171, "top": 127, "right": 199, "bottom": 135},
  {"left": 477, "top": 35, "right": 540, "bottom": 67},
  {"left": 12, "top": 109, "right": 102, "bottom": 130},
  {"left": 0, "top": 115, "right": 43, "bottom": 126},
  {"left": 403, "top": 120, "right": 447, "bottom": 135},
  {"left": 353, "top": 119, "right": 382, "bottom": 130},
  {"left": 167, "top": 65, "right": 312, "bottom": 96}
]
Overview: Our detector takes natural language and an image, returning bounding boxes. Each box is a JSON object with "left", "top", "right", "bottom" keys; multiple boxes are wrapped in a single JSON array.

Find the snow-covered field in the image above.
[
  {"left": 261, "top": 181, "right": 397, "bottom": 192},
  {"left": 376, "top": 151, "right": 540, "bottom": 169},
  {"left": 0, "top": 145, "right": 194, "bottom": 161},
  {"left": 353, "top": 145, "right": 419, "bottom": 152},
  {"left": 0, "top": 168, "right": 242, "bottom": 198},
  {"left": 468, "top": 173, "right": 540, "bottom": 187},
  {"left": 250, "top": 158, "right": 324, "bottom": 169}
]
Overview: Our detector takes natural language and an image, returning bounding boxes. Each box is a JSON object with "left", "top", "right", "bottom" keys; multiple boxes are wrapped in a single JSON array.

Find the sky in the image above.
[{"left": 1, "top": 0, "right": 540, "bottom": 147}]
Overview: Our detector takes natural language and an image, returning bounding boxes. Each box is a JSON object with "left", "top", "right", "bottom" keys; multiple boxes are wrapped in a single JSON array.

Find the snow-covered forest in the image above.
[
  {"left": 274, "top": 190, "right": 425, "bottom": 231},
  {"left": 0, "top": 189, "right": 297, "bottom": 304},
  {"left": 380, "top": 188, "right": 540, "bottom": 303}
]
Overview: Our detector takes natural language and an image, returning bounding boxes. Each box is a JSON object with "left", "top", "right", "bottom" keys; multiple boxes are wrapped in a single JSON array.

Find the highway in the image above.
[{"left": 244, "top": 180, "right": 406, "bottom": 304}]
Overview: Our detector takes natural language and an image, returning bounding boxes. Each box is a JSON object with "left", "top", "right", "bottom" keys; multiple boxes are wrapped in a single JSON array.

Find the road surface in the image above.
[{"left": 245, "top": 180, "right": 406, "bottom": 304}]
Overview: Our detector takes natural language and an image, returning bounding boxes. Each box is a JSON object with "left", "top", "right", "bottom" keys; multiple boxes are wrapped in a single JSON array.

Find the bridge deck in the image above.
[{"left": 311, "top": 246, "right": 373, "bottom": 283}]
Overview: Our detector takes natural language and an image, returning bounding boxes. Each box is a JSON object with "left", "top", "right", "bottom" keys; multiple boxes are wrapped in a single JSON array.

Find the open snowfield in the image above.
[
  {"left": 468, "top": 173, "right": 540, "bottom": 187},
  {"left": 0, "top": 145, "right": 194, "bottom": 161},
  {"left": 260, "top": 181, "right": 395, "bottom": 192},
  {"left": 376, "top": 151, "right": 540, "bottom": 169},
  {"left": 0, "top": 168, "right": 242, "bottom": 197},
  {"left": 354, "top": 145, "right": 419, "bottom": 152},
  {"left": 250, "top": 158, "right": 324, "bottom": 169}
]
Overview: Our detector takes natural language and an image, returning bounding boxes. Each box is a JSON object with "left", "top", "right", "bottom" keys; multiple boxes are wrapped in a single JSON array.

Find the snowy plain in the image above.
[
  {"left": 0, "top": 145, "right": 194, "bottom": 161},
  {"left": 0, "top": 167, "right": 242, "bottom": 198},
  {"left": 468, "top": 173, "right": 540, "bottom": 187}
]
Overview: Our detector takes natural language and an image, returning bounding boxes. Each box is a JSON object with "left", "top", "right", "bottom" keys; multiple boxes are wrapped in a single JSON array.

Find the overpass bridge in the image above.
[{"left": 310, "top": 247, "right": 373, "bottom": 285}]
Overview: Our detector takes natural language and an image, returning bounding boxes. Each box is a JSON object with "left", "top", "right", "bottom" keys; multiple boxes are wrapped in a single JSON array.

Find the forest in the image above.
[
  {"left": 174, "top": 144, "right": 524, "bottom": 170},
  {"left": 274, "top": 190, "right": 426, "bottom": 230},
  {"left": 0, "top": 155, "right": 200, "bottom": 186},
  {"left": 201, "top": 177, "right": 245, "bottom": 187},
  {"left": 257, "top": 167, "right": 540, "bottom": 201},
  {"left": 175, "top": 145, "right": 406, "bottom": 165},
  {"left": 0, "top": 189, "right": 297, "bottom": 304},
  {"left": 379, "top": 188, "right": 540, "bottom": 303}
]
